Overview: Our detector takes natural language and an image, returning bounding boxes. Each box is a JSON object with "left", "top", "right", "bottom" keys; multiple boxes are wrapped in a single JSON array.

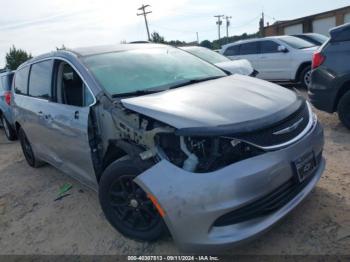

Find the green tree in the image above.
[
  {"left": 200, "top": 40, "right": 213, "bottom": 49},
  {"left": 151, "top": 31, "right": 165, "bottom": 43},
  {"left": 5, "top": 45, "right": 32, "bottom": 70}
]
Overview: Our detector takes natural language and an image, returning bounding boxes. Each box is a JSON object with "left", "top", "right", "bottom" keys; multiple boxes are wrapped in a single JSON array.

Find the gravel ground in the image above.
[{"left": 0, "top": 90, "right": 349, "bottom": 255}]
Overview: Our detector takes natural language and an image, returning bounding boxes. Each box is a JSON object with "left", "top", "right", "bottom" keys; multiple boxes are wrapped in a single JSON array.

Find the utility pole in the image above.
[
  {"left": 137, "top": 4, "right": 152, "bottom": 41},
  {"left": 214, "top": 15, "right": 224, "bottom": 41},
  {"left": 224, "top": 16, "right": 232, "bottom": 43},
  {"left": 259, "top": 12, "right": 265, "bottom": 37},
  {"left": 196, "top": 32, "right": 199, "bottom": 44}
]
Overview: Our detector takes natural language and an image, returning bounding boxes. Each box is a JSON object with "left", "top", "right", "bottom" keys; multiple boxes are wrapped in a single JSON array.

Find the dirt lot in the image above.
[{"left": 0, "top": 90, "right": 349, "bottom": 255}]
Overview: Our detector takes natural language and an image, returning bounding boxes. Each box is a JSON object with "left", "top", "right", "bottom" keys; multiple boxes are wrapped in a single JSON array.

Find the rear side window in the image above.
[
  {"left": 260, "top": 40, "right": 280, "bottom": 53},
  {"left": 240, "top": 42, "right": 259, "bottom": 55},
  {"left": 4, "top": 74, "right": 14, "bottom": 91},
  {"left": 223, "top": 45, "right": 240, "bottom": 56},
  {"left": 29, "top": 60, "right": 53, "bottom": 99},
  {"left": 14, "top": 67, "right": 30, "bottom": 95},
  {"left": 331, "top": 27, "right": 350, "bottom": 42}
]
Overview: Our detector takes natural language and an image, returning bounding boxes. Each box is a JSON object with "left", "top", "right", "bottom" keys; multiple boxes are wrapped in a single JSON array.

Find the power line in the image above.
[
  {"left": 137, "top": 4, "right": 152, "bottom": 41},
  {"left": 151, "top": 23, "right": 216, "bottom": 34},
  {"left": 229, "top": 15, "right": 261, "bottom": 29}
]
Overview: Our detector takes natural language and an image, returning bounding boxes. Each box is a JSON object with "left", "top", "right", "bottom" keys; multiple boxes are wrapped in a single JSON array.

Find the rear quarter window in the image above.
[
  {"left": 28, "top": 60, "right": 53, "bottom": 99},
  {"left": 1, "top": 74, "right": 14, "bottom": 91},
  {"left": 14, "top": 67, "right": 30, "bottom": 95},
  {"left": 0, "top": 76, "right": 3, "bottom": 91}
]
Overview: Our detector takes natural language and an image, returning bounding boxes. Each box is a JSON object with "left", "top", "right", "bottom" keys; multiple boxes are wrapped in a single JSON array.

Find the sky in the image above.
[{"left": 0, "top": 0, "right": 349, "bottom": 68}]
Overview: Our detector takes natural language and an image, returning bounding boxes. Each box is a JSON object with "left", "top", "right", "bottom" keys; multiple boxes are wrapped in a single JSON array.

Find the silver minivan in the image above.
[{"left": 13, "top": 44, "right": 325, "bottom": 252}]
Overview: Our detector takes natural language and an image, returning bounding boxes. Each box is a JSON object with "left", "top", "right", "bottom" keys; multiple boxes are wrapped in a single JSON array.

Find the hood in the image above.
[
  {"left": 215, "top": 59, "right": 254, "bottom": 75},
  {"left": 121, "top": 75, "right": 300, "bottom": 130}
]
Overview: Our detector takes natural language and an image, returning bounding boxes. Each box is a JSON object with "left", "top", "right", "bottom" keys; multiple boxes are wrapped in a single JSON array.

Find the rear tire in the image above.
[
  {"left": 1, "top": 115, "right": 17, "bottom": 141},
  {"left": 338, "top": 91, "right": 350, "bottom": 130},
  {"left": 18, "top": 128, "right": 45, "bottom": 167},
  {"left": 299, "top": 65, "right": 312, "bottom": 89},
  {"left": 99, "top": 159, "right": 166, "bottom": 241}
]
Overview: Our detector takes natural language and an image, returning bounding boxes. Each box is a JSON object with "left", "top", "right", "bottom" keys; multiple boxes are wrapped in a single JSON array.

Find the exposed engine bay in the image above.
[
  {"left": 156, "top": 134, "right": 264, "bottom": 172},
  {"left": 95, "top": 98, "right": 265, "bottom": 174}
]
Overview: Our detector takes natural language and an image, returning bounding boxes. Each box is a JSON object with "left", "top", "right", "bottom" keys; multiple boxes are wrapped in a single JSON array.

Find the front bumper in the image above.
[{"left": 135, "top": 122, "right": 325, "bottom": 252}]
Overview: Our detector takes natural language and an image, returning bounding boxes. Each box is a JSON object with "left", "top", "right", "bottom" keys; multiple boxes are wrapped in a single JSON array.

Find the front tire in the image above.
[
  {"left": 99, "top": 159, "right": 166, "bottom": 241},
  {"left": 338, "top": 91, "right": 350, "bottom": 130},
  {"left": 1, "top": 115, "right": 16, "bottom": 141},
  {"left": 18, "top": 128, "right": 44, "bottom": 167},
  {"left": 300, "top": 65, "right": 312, "bottom": 89}
]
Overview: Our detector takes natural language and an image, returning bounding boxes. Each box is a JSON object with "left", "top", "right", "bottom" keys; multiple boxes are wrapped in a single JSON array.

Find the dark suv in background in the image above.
[
  {"left": 309, "top": 23, "right": 350, "bottom": 129},
  {"left": 0, "top": 70, "right": 16, "bottom": 140}
]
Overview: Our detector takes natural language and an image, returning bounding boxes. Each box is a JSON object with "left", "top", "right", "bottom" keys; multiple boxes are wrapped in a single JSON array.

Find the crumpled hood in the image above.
[
  {"left": 121, "top": 75, "right": 299, "bottom": 130},
  {"left": 215, "top": 59, "right": 254, "bottom": 75}
]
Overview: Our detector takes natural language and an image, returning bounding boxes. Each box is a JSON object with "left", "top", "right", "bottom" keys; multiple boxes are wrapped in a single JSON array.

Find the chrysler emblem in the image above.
[{"left": 273, "top": 118, "right": 304, "bottom": 135}]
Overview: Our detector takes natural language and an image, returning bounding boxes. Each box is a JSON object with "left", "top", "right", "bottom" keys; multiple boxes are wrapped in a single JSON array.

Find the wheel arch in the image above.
[
  {"left": 98, "top": 142, "right": 128, "bottom": 182},
  {"left": 97, "top": 140, "right": 146, "bottom": 183},
  {"left": 334, "top": 80, "right": 350, "bottom": 111},
  {"left": 295, "top": 61, "right": 311, "bottom": 81},
  {"left": 15, "top": 121, "right": 21, "bottom": 133}
]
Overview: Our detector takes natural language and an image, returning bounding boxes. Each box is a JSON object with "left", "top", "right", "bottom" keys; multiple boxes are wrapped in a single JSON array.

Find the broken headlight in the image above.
[{"left": 156, "top": 134, "right": 265, "bottom": 173}]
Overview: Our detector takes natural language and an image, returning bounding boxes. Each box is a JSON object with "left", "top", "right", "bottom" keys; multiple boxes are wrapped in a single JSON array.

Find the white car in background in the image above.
[
  {"left": 180, "top": 46, "right": 257, "bottom": 76},
  {"left": 220, "top": 36, "right": 319, "bottom": 88}
]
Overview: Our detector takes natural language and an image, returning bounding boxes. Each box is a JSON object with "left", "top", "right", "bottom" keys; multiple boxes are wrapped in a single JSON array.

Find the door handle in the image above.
[{"left": 74, "top": 111, "right": 79, "bottom": 119}]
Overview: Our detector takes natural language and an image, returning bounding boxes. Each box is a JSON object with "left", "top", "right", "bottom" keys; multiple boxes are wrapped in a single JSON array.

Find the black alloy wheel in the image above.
[{"left": 99, "top": 159, "right": 166, "bottom": 241}]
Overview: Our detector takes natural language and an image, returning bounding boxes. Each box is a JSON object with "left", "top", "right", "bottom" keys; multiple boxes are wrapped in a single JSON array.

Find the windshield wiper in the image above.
[
  {"left": 112, "top": 76, "right": 225, "bottom": 98},
  {"left": 112, "top": 89, "right": 161, "bottom": 98},
  {"left": 165, "top": 76, "right": 225, "bottom": 90}
]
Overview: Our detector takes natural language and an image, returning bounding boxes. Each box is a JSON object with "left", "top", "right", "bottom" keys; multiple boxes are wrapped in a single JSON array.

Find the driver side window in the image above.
[{"left": 55, "top": 61, "right": 94, "bottom": 107}]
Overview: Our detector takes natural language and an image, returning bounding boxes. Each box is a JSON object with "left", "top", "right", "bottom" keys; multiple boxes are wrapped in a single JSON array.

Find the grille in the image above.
[
  {"left": 213, "top": 152, "right": 322, "bottom": 227},
  {"left": 234, "top": 102, "right": 310, "bottom": 148}
]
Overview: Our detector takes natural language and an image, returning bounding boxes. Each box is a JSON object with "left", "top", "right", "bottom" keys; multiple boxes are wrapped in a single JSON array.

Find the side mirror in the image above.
[{"left": 278, "top": 45, "right": 288, "bottom": 53}]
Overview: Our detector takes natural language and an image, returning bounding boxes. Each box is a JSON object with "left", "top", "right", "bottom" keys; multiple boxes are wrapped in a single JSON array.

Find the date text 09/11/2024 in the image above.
[{"left": 127, "top": 255, "right": 220, "bottom": 261}]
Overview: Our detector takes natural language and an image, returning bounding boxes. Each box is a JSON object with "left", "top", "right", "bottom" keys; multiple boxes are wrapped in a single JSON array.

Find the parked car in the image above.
[
  {"left": 180, "top": 46, "right": 257, "bottom": 76},
  {"left": 292, "top": 33, "right": 329, "bottom": 46},
  {"left": 309, "top": 23, "right": 350, "bottom": 129},
  {"left": 220, "top": 36, "right": 318, "bottom": 88},
  {"left": 0, "top": 70, "right": 16, "bottom": 140},
  {"left": 13, "top": 44, "right": 325, "bottom": 252}
]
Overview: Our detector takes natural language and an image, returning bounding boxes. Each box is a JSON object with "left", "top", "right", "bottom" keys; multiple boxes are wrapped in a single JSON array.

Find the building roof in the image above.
[{"left": 264, "top": 5, "right": 350, "bottom": 29}]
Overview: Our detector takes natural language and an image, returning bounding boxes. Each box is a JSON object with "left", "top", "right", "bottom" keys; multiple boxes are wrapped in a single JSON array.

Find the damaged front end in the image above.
[
  {"left": 105, "top": 100, "right": 265, "bottom": 174},
  {"left": 156, "top": 134, "right": 264, "bottom": 172},
  {"left": 100, "top": 96, "right": 313, "bottom": 176}
]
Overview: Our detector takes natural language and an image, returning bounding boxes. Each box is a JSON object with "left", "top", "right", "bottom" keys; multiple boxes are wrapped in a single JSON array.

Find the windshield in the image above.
[
  {"left": 182, "top": 46, "right": 230, "bottom": 64},
  {"left": 83, "top": 47, "right": 226, "bottom": 96},
  {"left": 308, "top": 34, "right": 329, "bottom": 44},
  {"left": 279, "top": 36, "right": 316, "bottom": 49}
]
